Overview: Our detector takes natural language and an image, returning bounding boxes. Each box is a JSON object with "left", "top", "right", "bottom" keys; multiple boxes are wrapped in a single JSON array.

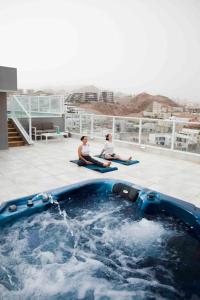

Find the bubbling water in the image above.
[{"left": 0, "top": 194, "right": 199, "bottom": 300}]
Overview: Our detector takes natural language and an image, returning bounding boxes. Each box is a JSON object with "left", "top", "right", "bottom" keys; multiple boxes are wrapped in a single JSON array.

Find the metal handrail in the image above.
[
  {"left": 66, "top": 112, "right": 200, "bottom": 125},
  {"left": 11, "top": 117, "right": 33, "bottom": 145},
  {"left": 10, "top": 96, "right": 33, "bottom": 144}
]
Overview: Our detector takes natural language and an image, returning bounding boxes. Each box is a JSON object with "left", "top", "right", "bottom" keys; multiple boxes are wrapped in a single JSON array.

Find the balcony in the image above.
[{"left": 1, "top": 96, "right": 199, "bottom": 207}]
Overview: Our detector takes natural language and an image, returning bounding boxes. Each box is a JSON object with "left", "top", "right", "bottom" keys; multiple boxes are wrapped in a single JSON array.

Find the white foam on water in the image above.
[
  {"left": 103, "top": 218, "right": 166, "bottom": 247},
  {"left": 0, "top": 202, "right": 181, "bottom": 299}
]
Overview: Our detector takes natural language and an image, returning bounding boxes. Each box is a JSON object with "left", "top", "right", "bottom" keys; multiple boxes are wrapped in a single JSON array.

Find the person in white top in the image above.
[
  {"left": 78, "top": 136, "right": 111, "bottom": 167},
  {"left": 100, "top": 134, "right": 132, "bottom": 161}
]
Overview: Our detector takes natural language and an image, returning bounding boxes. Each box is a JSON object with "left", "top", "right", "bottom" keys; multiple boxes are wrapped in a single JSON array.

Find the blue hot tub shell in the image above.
[{"left": 0, "top": 178, "right": 200, "bottom": 239}]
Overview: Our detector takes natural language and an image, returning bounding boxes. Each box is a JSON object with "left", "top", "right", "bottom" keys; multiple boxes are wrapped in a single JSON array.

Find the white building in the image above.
[
  {"left": 175, "top": 132, "right": 197, "bottom": 151},
  {"left": 143, "top": 101, "right": 174, "bottom": 119},
  {"left": 176, "top": 128, "right": 200, "bottom": 149},
  {"left": 148, "top": 126, "right": 200, "bottom": 151},
  {"left": 149, "top": 133, "right": 172, "bottom": 147},
  {"left": 172, "top": 106, "right": 184, "bottom": 113}
]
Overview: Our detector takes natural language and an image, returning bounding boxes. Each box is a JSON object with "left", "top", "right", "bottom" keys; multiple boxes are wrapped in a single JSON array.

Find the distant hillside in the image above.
[
  {"left": 79, "top": 92, "right": 180, "bottom": 116},
  {"left": 80, "top": 102, "right": 132, "bottom": 116},
  {"left": 128, "top": 93, "right": 179, "bottom": 111}
]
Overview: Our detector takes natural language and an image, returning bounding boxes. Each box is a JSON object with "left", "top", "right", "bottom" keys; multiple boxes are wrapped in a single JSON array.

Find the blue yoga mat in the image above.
[
  {"left": 95, "top": 155, "right": 140, "bottom": 166},
  {"left": 70, "top": 160, "right": 118, "bottom": 173}
]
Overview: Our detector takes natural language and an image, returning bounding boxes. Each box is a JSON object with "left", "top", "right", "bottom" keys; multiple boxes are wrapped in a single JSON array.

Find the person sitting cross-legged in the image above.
[{"left": 78, "top": 136, "right": 111, "bottom": 167}]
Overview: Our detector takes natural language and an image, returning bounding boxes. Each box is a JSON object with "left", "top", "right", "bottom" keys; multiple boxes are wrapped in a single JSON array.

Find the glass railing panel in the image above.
[
  {"left": 30, "top": 96, "right": 39, "bottom": 112},
  {"left": 16, "top": 96, "right": 29, "bottom": 111},
  {"left": 141, "top": 119, "right": 173, "bottom": 149},
  {"left": 115, "top": 117, "right": 140, "bottom": 143},
  {"left": 93, "top": 115, "right": 113, "bottom": 137},
  {"left": 11, "top": 98, "right": 30, "bottom": 136},
  {"left": 50, "top": 95, "right": 64, "bottom": 113},
  {"left": 38, "top": 96, "right": 50, "bottom": 112},
  {"left": 174, "top": 122, "right": 200, "bottom": 154},
  {"left": 81, "top": 114, "right": 91, "bottom": 135},
  {"left": 9, "top": 95, "right": 64, "bottom": 116},
  {"left": 65, "top": 113, "right": 80, "bottom": 133}
]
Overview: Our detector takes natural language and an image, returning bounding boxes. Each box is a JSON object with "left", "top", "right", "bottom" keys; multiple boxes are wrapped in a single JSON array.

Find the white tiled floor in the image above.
[{"left": 0, "top": 137, "right": 199, "bottom": 207}]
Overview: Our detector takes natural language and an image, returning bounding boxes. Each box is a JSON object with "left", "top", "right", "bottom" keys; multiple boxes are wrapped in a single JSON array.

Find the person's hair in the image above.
[
  {"left": 105, "top": 134, "right": 110, "bottom": 141},
  {"left": 80, "top": 135, "right": 87, "bottom": 141}
]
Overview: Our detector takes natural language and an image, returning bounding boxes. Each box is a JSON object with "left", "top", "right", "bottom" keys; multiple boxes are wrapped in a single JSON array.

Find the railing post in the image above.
[
  {"left": 49, "top": 96, "right": 51, "bottom": 113},
  {"left": 112, "top": 116, "right": 115, "bottom": 139},
  {"left": 139, "top": 118, "right": 142, "bottom": 145},
  {"left": 62, "top": 96, "right": 65, "bottom": 114},
  {"left": 28, "top": 96, "right": 32, "bottom": 141},
  {"left": 171, "top": 121, "right": 176, "bottom": 150},
  {"left": 90, "top": 114, "right": 94, "bottom": 139},
  {"left": 28, "top": 96, "right": 31, "bottom": 115},
  {"left": 64, "top": 112, "right": 66, "bottom": 132},
  {"left": 79, "top": 114, "right": 82, "bottom": 134},
  {"left": 29, "top": 116, "right": 32, "bottom": 141},
  {"left": 11, "top": 96, "right": 14, "bottom": 117},
  {"left": 37, "top": 97, "right": 39, "bottom": 113}
]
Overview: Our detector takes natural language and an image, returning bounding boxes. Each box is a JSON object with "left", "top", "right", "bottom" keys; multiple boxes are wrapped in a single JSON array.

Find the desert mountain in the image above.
[{"left": 79, "top": 92, "right": 180, "bottom": 116}]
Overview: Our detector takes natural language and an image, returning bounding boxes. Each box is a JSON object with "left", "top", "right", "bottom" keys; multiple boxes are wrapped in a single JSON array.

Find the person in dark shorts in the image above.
[
  {"left": 100, "top": 133, "right": 132, "bottom": 161},
  {"left": 78, "top": 136, "right": 111, "bottom": 167}
]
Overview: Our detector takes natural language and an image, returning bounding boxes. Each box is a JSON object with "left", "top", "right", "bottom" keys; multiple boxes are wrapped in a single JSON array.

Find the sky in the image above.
[{"left": 0, "top": 0, "right": 200, "bottom": 101}]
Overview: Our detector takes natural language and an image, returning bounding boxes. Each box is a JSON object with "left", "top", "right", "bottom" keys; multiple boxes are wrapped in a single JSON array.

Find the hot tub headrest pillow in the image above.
[{"left": 112, "top": 183, "right": 139, "bottom": 202}]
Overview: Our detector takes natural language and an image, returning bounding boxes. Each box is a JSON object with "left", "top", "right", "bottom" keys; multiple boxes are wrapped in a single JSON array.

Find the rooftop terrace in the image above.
[{"left": 0, "top": 137, "right": 199, "bottom": 207}]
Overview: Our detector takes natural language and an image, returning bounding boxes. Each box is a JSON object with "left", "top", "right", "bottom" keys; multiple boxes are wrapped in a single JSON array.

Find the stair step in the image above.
[
  {"left": 7, "top": 120, "right": 27, "bottom": 147},
  {"left": 8, "top": 128, "right": 17, "bottom": 133},
  {"left": 8, "top": 141, "right": 25, "bottom": 147},
  {"left": 8, "top": 132, "right": 18, "bottom": 136},
  {"left": 8, "top": 132, "right": 20, "bottom": 137},
  {"left": 8, "top": 136, "right": 23, "bottom": 142}
]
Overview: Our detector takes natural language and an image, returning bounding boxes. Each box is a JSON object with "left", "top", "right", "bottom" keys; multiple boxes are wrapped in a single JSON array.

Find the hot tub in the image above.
[{"left": 0, "top": 179, "right": 200, "bottom": 299}]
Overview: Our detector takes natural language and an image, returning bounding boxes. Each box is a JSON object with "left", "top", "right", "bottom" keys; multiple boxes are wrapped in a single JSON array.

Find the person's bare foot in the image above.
[
  {"left": 104, "top": 161, "right": 111, "bottom": 167},
  {"left": 126, "top": 156, "right": 132, "bottom": 161}
]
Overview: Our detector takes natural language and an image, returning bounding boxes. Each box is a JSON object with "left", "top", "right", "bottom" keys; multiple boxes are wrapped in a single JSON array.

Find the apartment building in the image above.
[{"left": 99, "top": 91, "right": 114, "bottom": 103}]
